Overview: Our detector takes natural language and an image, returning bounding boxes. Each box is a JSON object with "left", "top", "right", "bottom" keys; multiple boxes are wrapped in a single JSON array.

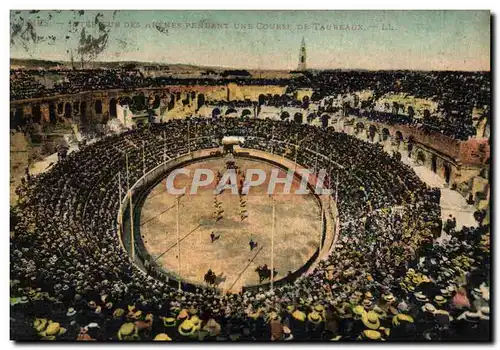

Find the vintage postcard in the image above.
[{"left": 10, "top": 10, "right": 490, "bottom": 342}]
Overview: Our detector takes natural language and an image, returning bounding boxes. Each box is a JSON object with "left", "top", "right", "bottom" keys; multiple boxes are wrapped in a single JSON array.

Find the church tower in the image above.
[{"left": 297, "top": 37, "right": 307, "bottom": 71}]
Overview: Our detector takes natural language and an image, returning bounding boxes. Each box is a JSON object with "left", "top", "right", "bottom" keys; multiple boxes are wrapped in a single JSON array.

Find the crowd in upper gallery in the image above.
[{"left": 10, "top": 69, "right": 489, "bottom": 141}]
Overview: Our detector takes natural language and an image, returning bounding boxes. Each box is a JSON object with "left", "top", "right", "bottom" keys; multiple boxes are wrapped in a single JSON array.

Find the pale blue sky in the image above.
[{"left": 10, "top": 10, "right": 490, "bottom": 71}]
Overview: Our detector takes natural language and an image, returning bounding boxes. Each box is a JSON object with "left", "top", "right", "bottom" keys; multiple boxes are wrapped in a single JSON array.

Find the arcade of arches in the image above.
[{"left": 10, "top": 86, "right": 489, "bottom": 206}]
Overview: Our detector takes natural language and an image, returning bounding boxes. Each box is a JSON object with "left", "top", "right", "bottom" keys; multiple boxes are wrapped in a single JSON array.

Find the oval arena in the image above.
[{"left": 10, "top": 68, "right": 490, "bottom": 341}]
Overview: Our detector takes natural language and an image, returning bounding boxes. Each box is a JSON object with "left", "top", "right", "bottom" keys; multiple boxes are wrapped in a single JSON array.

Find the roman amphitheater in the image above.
[{"left": 10, "top": 68, "right": 490, "bottom": 341}]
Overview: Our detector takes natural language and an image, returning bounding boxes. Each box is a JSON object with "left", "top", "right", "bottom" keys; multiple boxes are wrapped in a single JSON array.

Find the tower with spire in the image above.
[{"left": 297, "top": 37, "right": 307, "bottom": 71}]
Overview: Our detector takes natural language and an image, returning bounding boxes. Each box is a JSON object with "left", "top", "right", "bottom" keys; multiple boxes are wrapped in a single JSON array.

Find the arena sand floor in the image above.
[{"left": 139, "top": 158, "right": 322, "bottom": 292}]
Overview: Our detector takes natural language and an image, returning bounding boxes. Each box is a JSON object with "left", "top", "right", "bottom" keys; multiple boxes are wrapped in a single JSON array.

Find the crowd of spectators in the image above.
[
  {"left": 10, "top": 116, "right": 490, "bottom": 341},
  {"left": 11, "top": 68, "right": 488, "bottom": 142}
]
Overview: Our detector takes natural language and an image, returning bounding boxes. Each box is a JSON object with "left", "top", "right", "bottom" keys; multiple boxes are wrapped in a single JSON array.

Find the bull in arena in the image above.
[{"left": 255, "top": 265, "right": 278, "bottom": 283}]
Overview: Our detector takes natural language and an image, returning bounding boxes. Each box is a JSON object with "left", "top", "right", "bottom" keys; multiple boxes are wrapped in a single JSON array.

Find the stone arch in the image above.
[
  {"left": 225, "top": 108, "right": 237, "bottom": 116},
  {"left": 368, "top": 125, "right": 378, "bottom": 142},
  {"left": 321, "top": 114, "right": 330, "bottom": 128},
  {"left": 32, "top": 104, "right": 42, "bottom": 124},
  {"left": 280, "top": 111, "right": 290, "bottom": 121},
  {"left": 212, "top": 108, "right": 221, "bottom": 118},
  {"left": 168, "top": 94, "right": 175, "bottom": 110},
  {"left": 95, "top": 100, "right": 103, "bottom": 114},
  {"left": 443, "top": 163, "right": 452, "bottom": 184},
  {"left": 355, "top": 121, "right": 365, "bottom": 133},
  {"left": 294, "top": 112, "right": 303, "bottom": 124},
  {"left": 395, "top": 130, "right": 403, "bottom": 142},
  {"left": 176, "top": 92, "right": 181, "bottom": 101},
  {"left": 57, "top": 102, "right": 64, "bottom": 115},
  {"left": 416, "top": 150, "right": 426, "bottom": 165},
  {"left": 258, "top": 94, "right": 266, "bottom": 106},
  {"left": 49, "top": 103, "right": 57, "bottom": 124},
  {"left": 307, "top": 113, "right": 317, "bottom": 123},
  {"left": 109, "top": 98, "right": 117, "bottom": 118},
  {"left": 14, "top": 107, "right": 24, "bottom": 128},
  {"left": 80, "top": 101, "right": 87, "bottom": 124},
  {"left": 73, "top": 101, "right": 80, "bottom": 115},
  {"left": 64, "top": 102, "right": 72, "bottom": 118},
  {"left": 382, "top": 128, "right": 390, "bottom": 141},
  {"left": 407, "top": 135, "right": 415, "bottom": 154},
  {"left": 241, "top": 109, "right": 252, "bottom": 118},
  {"left": 431, "top": 154, "right": 437, "bottom": 173},
  {"left": 197, "top": 94, "right": 205, "bottom": 110}
]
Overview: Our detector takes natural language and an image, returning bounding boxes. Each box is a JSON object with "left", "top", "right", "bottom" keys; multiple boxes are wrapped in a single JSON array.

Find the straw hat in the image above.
[
  {"left": 33, "top": 318, "right": 48, "bottom": 333},
  {"left": 117, "top": 323, "right": 137, "bottom": 340},
  {"left": 457, "top": 311, "right": 481, "bottom": 323},
  {"left": 383, "top": 294, "right": 395, "bottom": 303},
  {"left": 392, "top": 314, "right": 414, "bottom": 327},
  {"left": 434, "top": 295, "right": 447, "bottom": 305},
  {"left": 43, "top": 322, "right": 66, "bottom": 337},
  {"left": 307, "top": 311, "right": 323, "bottom": 324},
  {"left": 361, "top": 329, "right": 382, "bottom": 341},
  {"left": 88, "top": 301, "right": 97, "bottom": 309},
  {"left": 362, "top": 299, "right": 373, "bottom": 308},
  {"left": 163, "top": 317, "right": 176, "bottom": 328},
  {"left": 379, "top": 327, "right": 390, "bottom": 337},
  {"left": 361, "top": 311, "right": 380, "bottom": 330},
  {"left": 177, "top": 309, "right": 189, "bottom": 320},
  {"left": 421, "top": 303, "right": 436, "bottom": 313},
  {"left": 113, "top": 308, "right": 125, "bottom": 318},
  {"left": 153, "top": 333, "right": 172, "bottom": 341},
  {"left": 414, "top": 292, "right": 429, "bottom": 302},
  {"left": 364, "top": 291, "right": 374, "bottom": 300},
  {"left": 178, "top": 319, "right": 196, "bottom": 336},
  {"left": 292, "top": 310, "right": 306, "bottom": 322},
  {"left": 353, "top": 305, "right": 367, "bottom": 317},
  {"left": 66, "top": 308, "right": 77, "bottom": 317}
]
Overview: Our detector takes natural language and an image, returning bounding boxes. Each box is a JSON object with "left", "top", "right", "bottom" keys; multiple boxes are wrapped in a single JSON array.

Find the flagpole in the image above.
[
  {"left": 335, "top": 172, "right": 339, "bottom": 203},
  {"left": 142, "top": 141, "right": 146, "bottom": 176},
  {"left": 125, "top": 153, "right": 130, "bottom": 191},
  {"left": 163, "top": 130, "right": 166, "bottom": 164},
  {"left": 320, "top": 206, "right": 324, "bottom": 251},
  {"left": 118, "top": 171, "right": 122, "bottom": 203},
  {"left": 294, "top": 133, "right": 298, "bottom": 172},
  {"left": 176, "top": 195, "right": 181, "bottom": 291},
  {"left": 129, "top": 190, "right": 135, "bottom": 261},
  {"left": 271, "top": 196, "right": 275, "bottom": 292},
  {"left": 187, "top": 119, "right": 191, "bottom": 153}
]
